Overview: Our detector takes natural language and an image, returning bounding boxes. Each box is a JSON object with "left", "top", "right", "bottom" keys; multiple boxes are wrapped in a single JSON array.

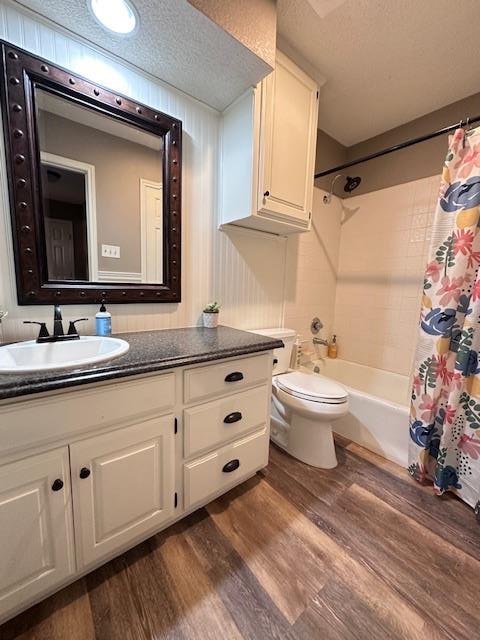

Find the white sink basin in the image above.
[{"left": 0, "top": 336, "right": 130, "bottom": 374}]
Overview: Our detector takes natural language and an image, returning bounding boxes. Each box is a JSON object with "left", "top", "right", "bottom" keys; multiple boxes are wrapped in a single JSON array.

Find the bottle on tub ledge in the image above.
[
  {"left": 327, "top": 334, "right": 338, "bottom": 359},
  {"left": 96, "top": 300, "right": 112, "bottom": 336}
]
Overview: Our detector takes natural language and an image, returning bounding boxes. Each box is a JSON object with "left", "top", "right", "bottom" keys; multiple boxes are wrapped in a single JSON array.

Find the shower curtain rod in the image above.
[{"left": 314, "top": 113, "right": 480, "bottom": 179}]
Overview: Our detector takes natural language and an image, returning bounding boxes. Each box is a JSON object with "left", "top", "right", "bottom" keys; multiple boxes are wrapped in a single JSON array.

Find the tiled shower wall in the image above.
[{"left": 333, "top": 175, "right": 441, "bottom": 376}]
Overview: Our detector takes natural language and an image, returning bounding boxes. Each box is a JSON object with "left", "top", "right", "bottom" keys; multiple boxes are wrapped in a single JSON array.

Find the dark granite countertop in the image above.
[{"left": 0, "top": 326, "right": 283, "bottom": 401}]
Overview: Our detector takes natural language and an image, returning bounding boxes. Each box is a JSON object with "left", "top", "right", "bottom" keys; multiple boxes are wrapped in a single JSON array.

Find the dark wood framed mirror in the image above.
[{"left": 0, "top": 41, "right": 182, "bottom": 305}]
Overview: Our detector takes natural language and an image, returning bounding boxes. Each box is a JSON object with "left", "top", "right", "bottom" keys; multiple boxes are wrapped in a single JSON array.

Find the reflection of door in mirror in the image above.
[
  {"left": 36, "top": 88, "right": 164, "bottom": 285},
  {"left": 44, "top": 218, "right": 75, "bottom": 280},
  {"left": 141, "top": 180, "right": 163, "bottom": 282},
  {"left": 41, "top": 153, "right": 97, "bottom": 281}
]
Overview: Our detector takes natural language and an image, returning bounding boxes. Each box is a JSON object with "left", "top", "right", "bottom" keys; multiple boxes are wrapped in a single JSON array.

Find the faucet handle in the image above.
[
  {"left": 24, "top": 321, "right": 50, "bottom": 340},
  {"left": 67, "top": 318, "right": 88, "bottom": 336}
]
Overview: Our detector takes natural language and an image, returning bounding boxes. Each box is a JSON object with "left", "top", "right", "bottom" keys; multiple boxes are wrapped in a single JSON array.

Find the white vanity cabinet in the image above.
[
  {"left": 0, "top": 448, "right": 75, "bottom": 618},
  {"left": 220, "top": 50, "right": 319, "bottom": 235},
  {"left": 0, "top": 350, "right": 273, "bottom": 623},
  {"left": 70, "top": 416, "right": 174, "bottom": 569}
]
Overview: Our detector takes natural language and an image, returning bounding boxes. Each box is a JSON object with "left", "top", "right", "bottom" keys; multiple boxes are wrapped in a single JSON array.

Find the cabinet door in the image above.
[
  {"left": 70, "top": 416, "right": 174, "bottom": 568},
  {"left": 0, "top": 448, "right": 75, "bottom": 622},
  {"left": 258, "top": 50, "right": 318, "bottom": 225}
]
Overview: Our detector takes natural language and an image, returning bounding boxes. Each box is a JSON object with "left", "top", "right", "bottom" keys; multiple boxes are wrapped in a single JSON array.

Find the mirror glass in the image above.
[{"left": 35, "top": 88, "right": 164, "bottom": 284}]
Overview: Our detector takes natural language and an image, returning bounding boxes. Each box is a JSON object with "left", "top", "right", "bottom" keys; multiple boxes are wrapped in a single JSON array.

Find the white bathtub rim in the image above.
[{"left": 300, "top": 364, "right": 409, "bottom": 411}]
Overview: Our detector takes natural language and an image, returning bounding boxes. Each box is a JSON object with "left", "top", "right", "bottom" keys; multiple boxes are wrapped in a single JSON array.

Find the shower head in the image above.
[
  {"left": 323, "top": 173, "right": 362, "bottom": 204},
  {"left": 344, "top": 176, "right": 361, "bottom": 192}
]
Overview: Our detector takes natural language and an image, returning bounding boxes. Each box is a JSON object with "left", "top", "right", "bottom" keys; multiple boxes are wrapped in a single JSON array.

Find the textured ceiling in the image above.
[
  {"left": 13, "top": 0, "right": 271, "bottom": 111},
  {"left": 277, "top": 0, "right": 480, "bottom": 145},
  {"left": 12, "top": 0, "right": 480, "bottom": 145}
]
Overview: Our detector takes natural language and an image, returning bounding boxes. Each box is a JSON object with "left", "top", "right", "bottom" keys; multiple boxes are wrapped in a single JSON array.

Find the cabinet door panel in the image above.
[
  {"left": 259, "top": 51, "right": 318, "bottom": 223},
  {"left": 70, "top": 416, "right": 174, "bottom": 568},
  {"left": 0, "top": 448, "right": 74, "bottom": 622}
]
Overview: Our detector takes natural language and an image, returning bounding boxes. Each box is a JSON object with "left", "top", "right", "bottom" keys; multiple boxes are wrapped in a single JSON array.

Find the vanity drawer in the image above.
[
  {"left": 0, "top": 373, "right": 176, "bottom": 458},
  {"left": 183, "top": 385, "right": 270, "bottom": 458},
  {"left": 183, "top": 427, "right": 269, "bottom": 509},
  {"left": 184, "top": 353, "right": 271, "bottom": 404}
]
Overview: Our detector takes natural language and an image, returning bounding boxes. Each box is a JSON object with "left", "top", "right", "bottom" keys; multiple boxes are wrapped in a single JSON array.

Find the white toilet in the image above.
[{"left": 252, "top": 328, "right": 349, "bottom": 469}]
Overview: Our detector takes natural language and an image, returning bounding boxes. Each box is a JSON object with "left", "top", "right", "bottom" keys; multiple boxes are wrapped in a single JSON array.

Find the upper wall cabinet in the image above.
[{"left": 219, "top": 51, "right": 319, "bottom": 235}]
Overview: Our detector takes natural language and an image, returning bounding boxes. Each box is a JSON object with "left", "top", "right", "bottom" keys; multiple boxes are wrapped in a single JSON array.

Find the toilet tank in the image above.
[{"left": 249, "top": 328, "right": 297, "bottom": 374}]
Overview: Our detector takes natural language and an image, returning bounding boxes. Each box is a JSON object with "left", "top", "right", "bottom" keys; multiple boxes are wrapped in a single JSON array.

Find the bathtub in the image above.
[{"left": 302, "top": 358, "right": 409, "bottom": 467}]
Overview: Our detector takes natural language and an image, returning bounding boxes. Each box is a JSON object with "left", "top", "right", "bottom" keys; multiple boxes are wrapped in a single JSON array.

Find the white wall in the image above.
[
  {"left": 0, "top": 2, "right": 285, "bottom": 342},
  {"left": 333, "top": 175, "right": 439, "bottom": 376}
]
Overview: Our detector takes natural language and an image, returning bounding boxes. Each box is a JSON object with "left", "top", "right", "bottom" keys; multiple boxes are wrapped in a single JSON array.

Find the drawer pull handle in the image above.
[
  {"left": 224, "top": 411, "right": 242, "bottom": 424},
  {"left": 222, "top": 459, "right": 240, "bottom": 473},
  {"left": 51, "top": 478, "right": 64, "bottom": 492},
  {"left": 79, "top": 467, "right": 91, "bottom": 479},
  {"left": 225, "top": 371, "right": 244, "bottom": 383}
]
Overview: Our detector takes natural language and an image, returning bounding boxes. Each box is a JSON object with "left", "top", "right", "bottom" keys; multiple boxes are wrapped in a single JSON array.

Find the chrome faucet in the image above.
[
  {"left": 313, "top": 336, "right": 328, "bottom": 346},
  {"left": 24, "top": 305, "right": 88, "bottom": 343}
]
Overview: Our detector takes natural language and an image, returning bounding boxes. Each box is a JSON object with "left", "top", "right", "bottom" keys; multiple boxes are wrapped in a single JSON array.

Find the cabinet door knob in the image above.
[
  {"left": 224, "top": 411, "right": 242, "bottom": 424},
  {"left": 79, "top": 467, "right": 91, "bottom": 479},
  {"left": 264, "top": 190, "right": 270, "bottom": 197},
  {"left": 51, "top": 478, "right": 64, "bottom": 491},
  {"left": 222, "top": 459, "right": 240, "bottom": 473},
  {"left": 225, "top": 371, "right": 243, "bottom": 383}
]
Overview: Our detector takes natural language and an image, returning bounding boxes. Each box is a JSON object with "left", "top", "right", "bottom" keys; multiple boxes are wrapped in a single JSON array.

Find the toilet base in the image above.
[{"left": 270, "top": 412, "right": 338, "bottom": 469}]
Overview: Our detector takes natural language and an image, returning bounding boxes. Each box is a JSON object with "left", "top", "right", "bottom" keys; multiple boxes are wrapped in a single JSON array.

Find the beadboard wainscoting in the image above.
[{"left": 0, "top": 1, "right": 285, "bottom": 341}]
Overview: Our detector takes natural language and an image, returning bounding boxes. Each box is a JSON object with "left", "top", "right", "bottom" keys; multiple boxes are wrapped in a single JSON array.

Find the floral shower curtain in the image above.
[{"left": 409, "top": 126, "right": 480, "bottom": 509}]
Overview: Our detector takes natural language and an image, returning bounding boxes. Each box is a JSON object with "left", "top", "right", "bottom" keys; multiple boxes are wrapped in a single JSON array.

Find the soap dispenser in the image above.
[
  {"left": 96, "top": 300, "right": 112, "bottom": 336},
  {"left": 328, "top": 334, "right": 338, "bottom": 359}
]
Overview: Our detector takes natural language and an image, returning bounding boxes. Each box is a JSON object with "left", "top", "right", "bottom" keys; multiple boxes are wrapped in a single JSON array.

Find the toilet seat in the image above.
[{"left": 275, "top": 371, "right": 347, "bottom": 405}]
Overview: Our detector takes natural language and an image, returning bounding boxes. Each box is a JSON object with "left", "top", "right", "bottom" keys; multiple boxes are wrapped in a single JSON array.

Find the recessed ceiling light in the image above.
[{"left": 88, "top": 0, "right": 139, "bottom": 35}]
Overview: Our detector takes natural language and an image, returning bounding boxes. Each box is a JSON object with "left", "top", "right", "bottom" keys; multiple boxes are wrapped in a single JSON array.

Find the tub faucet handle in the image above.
[{"left": 311, "top": 317, "right": 323, "bottom": 334}]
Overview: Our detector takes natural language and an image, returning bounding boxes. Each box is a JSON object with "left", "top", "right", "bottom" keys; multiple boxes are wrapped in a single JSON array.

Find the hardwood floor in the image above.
[{"left": 2, "top": 439, "right": 479, "bottom": 640}]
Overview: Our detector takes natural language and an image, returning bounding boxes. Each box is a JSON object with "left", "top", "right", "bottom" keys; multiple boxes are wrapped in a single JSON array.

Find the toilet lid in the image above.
[{"left": 276, "top": 371, "right": 348, "bottom": 403}]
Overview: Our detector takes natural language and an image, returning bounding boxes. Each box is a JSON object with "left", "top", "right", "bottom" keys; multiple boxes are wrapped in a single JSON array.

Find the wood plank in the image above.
[
  {"left": 293, "top": 579, "right": 398, "bottom": 640},
  {"left": 86, "top": 549, "right": 152, "bottom": 640},
  {"left": 332, "top": 483, "right": 480, "bottom": 640},
  {"left": 207, "top": 477, "right": 329, "bottom": 624},
  {"left": 184, "top": 508, "right": 291, "bottom": 639},
  {"left": 271, "top": 442, "right": 480, "bottom": 560},
  {"left": 208, "top": 476, "right": 432, "bottom": 638},
  {"left": 156, "top": 520, "right": 243, "bottom": 640},
  {"left": 265, "top": 449, "right": 477, "bottom": 639},
  {"left": 0, "top": 579, "right": 95, "bottom": 640}
]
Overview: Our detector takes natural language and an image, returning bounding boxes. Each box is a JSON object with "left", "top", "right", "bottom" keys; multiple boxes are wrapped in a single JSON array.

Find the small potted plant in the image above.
[{"left": 203, "top": 301, "right": 220, "bottom": 328}]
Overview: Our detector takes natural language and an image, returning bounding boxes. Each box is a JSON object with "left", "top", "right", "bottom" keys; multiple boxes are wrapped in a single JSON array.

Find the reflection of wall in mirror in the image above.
[{"left": 38, "top": 111, "right": 162, "bottom": 278}]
